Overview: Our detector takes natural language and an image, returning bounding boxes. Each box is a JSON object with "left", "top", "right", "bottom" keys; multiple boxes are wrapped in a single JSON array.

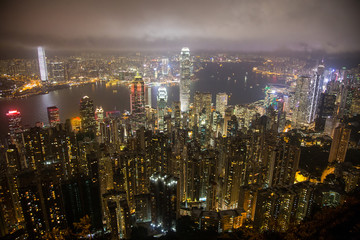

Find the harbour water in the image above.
[{"left": 0, "top": 62, "right": 272, "bottom": 137}]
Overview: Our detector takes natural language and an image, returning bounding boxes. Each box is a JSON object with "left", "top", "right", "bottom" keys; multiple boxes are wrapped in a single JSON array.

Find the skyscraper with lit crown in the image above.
[
  {"left": 47, "top": 106, "right": 60, "bottom": 127},
  {"left": 130, "top": 75, "right": 146, "bottom": 124},
  {"left": 80, "top": 96, "right": 96, "bottom": 132},
  {"left": 157, "top": 87, "right": 168, "bottom": 132},
  {"left": 6, "top": 110, "right": 22, "bottom": 138},
  {"left": 179, "top": 47, "right": 191, "bottom": 112}
]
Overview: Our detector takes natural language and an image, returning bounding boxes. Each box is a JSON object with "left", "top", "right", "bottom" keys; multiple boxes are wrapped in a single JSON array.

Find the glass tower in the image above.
[
  {"left": 37, "top": 46, "right": 48, "bottom": 82},
  {"left": 179, "top": 47, "right": 191, "bottom": 112}
]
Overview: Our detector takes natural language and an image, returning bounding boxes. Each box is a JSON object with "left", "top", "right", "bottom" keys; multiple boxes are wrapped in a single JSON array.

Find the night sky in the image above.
[{"left": 0, "top": 0, "right": 360, "bottom": 56}]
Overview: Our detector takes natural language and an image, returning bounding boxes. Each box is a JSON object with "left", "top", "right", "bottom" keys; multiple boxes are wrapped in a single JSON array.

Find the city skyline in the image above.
[{"left": 1, "top": 1, "right": 360, "bottom": 239}]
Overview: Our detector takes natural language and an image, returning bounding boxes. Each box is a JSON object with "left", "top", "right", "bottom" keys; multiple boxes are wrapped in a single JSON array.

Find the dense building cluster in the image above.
[{"left": 0, "top": 48, "right": 360, "bottom": 239}]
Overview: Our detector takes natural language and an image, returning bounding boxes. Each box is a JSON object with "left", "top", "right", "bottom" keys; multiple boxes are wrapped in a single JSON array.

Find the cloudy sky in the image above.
[{"left": 0, "top": 0, "right": 359, "bottom": 55}]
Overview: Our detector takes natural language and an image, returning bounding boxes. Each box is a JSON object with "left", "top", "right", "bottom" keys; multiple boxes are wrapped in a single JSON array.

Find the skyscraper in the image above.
[
  {"left": 179, "top": 47, "right": 191, "bottom": 112},
  {"left": 80, "top": 96, "right": 96, "bottom": 132},
  {"left": 292, "top": 67, "right": 324, "bottom": 127},
  {"left": 47, "top": 106, "right": 60, "bottom": 127},
  {"left": 194, "top": 91, "right": 212, "bottom": 127},
  {"left": 49, "top": 60, "right": 65, "bottom": 82},
  {"left": 37, "top": 46, "right": 48, "bottom": 82},
  {"left": 216, "top": 92, "right": 228, "bottom": 117},
  {"left": 6, "top": 110, "right": 22, "bottom": 138},
  {"left": 328, "top": 125, "right": 351, "bottom": 163},
  {"left": 130, "top": 75, "right": 146, "bottom": 123},
  {"left": 162, "top": 58, "right": 169, "bottom": 76},
  {"left": 157, "top": 87, "right": 168, "bottom": 132}
]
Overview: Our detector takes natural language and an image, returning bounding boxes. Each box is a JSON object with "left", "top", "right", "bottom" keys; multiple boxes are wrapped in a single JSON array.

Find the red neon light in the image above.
[{"left": 6, "top": 110, "right": 20, "bottom": 115}]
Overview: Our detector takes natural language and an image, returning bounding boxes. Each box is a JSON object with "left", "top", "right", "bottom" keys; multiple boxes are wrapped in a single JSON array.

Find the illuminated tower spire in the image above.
[{"left": 37, "top": 46, "right": 48, "bottom": 82}]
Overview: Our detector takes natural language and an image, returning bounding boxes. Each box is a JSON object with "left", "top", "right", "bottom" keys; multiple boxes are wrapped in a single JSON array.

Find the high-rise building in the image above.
[
  {"left": 95, "top": 106, "right": 104, "bottom": 135},
  {"left": 172, "top": 101, "right": 181, "bottom": 128},
  {"left": 194, "top": 91, "right": 212, "bottom": 125},
  {"left": 179, "top": 47, "right": 191, "bottom": 112},
  {"left": 130, "top": 75, "right": 146, "bottom": 123},
  {"left": 145, "top": 85, "right": 152, "bottom": 108},
  {"left": 267, "top": 133, "right": 301, "bottom": 187},
  {"left": 6, "top": 110, "right": 22, "bottom": 138},
  {"left": 47, "top": 106, "right": 60, "bottom": 127},
  {"left": 328, "top": 125, "right": 351, "bottom": 163},
  {"left": 157, "top": 87, "right": 168, "bottom": 132},
  {"left": 162, "top": 58, "right": 169, "bottom": 76},
  {"left": 103, "top": 191, "right": 130, "bottom": 239},
  {"left": 292, "top": 76, "right": 313, "bottom": 127},
  {"left": 216, "top": 93, "right": 228, "bottom": 117},
  {"left": 37, "top": 46, "right": 48, "bottom": 82},
  {"left": 80, "top": 96, "right": 96, "bottom": 132},
  {"left": 49, "top": 61, "right": 65, "bottom": 82},
  {"left": 150, "top": 173, "right": 179, "bottom": 232},
  {"left": 292, "top": 67, "right": 324, "bottom": 127}
]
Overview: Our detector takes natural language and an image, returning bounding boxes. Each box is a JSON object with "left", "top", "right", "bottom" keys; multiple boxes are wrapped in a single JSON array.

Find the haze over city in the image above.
[{"left": 1, "top": 0, "right": 360, "bottom": 56}]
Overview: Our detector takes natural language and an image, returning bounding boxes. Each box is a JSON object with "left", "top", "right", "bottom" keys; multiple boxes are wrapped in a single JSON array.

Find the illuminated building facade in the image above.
[
  {"left": 161, "top": 58, "right": 169, "bottom": 76},
  {"left": 49, "top": 61, "right": 65, "bottom": 82},
  {"left": 47, "top": 106, "right": 60, "bottom": 127},
  {"left": 179, "top": 47, "right": 191, "bottom": 112},
  {"left": 150, "top": 173, "right": 179, "bottom": 232},
  {"left": 157, "top": 87, "right": 168, "bottom": 132},
  {"left": 37, "top": 46, "right": 48, "bottom": 82},
  {"left": 6, "top": 110, "right": 22, "bottom": 138},
  {"left": 194, "top": 91, "right": 212, "bottom": 128},
  {"left": 130, "top": 75, "right": 146, "bottom": 124},
  {"left": 70, "top": 117, "right": 81, "bottom": 132},
  {"left": 328, "top": 125, "right": 351, "bottom": 163},
  {"left": 216, "top": 92, "right": 228, "bottom": 117},
  {"left": 79, "top": 96, "right": 96, "bottom": 132}
]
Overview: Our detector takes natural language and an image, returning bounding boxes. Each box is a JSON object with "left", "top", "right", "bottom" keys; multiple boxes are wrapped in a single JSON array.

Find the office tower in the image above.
[
  {"left": 172, "top": 101, "right": 181, "bottom": 128},
  {"left": 315, "top": 93, "right": 336, "bottom": 131},
  {"left": 47, "top": 106, "right": 60, "bottom": 127},
  {"left": 162, "top": 58, "right": 169, "bottom": 76},
  {"left": 37, "top": 46, "right": 48, "bottom": 82},
  {"left": 150, "top": 173, "right": 179, "bottom": 232},
  {"left": 292, "top": 76, "right": 313, "bottom": 127},
  {"left": 310, "top": 65, "right": 325, "bottom": 121},
  {"left": 179, "top": 47, "right": 191, "bottom": 112},
  {"left": 49, "top": 61, "right": 65, "bottom": 82},
  {"left": 328, "top": 125, "right": 351, "bottom": 163},
  {"left": 216, "top": 93, "right": 228, "bottom": 117},
  {"left": 95, "top": 106, "right": 104, "bottom": 135},
  {"left": 292, "top": 67, "right": 324, "bottom": 127},
  {"left": 194, "top": 91, "right": 212, "bottom": 127},
  {"left": 145, "top": 85, "right": 152, "bottom": 108},
  {"left": 157, "top": 87, "right": 168, "bottom": 132},
  {"left": 6, "top": 110, "right": 22, "bottom": 138},
  {"left": 222, "top": 107, "right": 233, "bottom": 137},
  {"left": 80, "top": 96, "right": 96, "bottom": 132},
  {"left": 130, "top": 75, "right": 146, "bottom": 122}
]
